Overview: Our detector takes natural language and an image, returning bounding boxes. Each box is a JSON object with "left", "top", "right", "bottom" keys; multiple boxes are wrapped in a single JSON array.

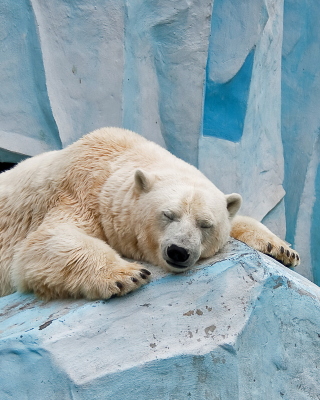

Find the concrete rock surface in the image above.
[{"left": 1, "top": 240, "right": 320, "bottom": 400}]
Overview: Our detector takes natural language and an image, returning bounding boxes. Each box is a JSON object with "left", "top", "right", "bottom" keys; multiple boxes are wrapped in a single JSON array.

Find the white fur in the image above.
[{"left": 0, "top": 127, "right": 298, "bottom": 300}]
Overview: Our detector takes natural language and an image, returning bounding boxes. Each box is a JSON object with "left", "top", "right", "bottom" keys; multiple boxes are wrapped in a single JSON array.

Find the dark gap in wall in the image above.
[{"left": 0, "top": 163, "right": 16, "bottom": 173}]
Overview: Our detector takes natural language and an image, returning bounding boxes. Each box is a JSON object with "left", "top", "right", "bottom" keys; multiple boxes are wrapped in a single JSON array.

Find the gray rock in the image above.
[{"left": 1, "top": 239, "right": 320, "bottom": 399}]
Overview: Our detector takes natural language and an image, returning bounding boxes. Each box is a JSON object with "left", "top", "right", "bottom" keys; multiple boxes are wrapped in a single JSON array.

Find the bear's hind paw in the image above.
[
  {"left": 230, "top": 216, "right": 300, "bottom": 269},
  {"left": 264, "top": 242, "right": 300, "bottom": 268}
]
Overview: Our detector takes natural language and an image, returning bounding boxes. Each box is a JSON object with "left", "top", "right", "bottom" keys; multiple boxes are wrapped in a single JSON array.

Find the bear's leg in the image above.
[
  {"left": 230, "top": 215, "right": 300, "bottom": 267},
  {"left": 11, "top": 222, "right": 151, "bottom": 300}
]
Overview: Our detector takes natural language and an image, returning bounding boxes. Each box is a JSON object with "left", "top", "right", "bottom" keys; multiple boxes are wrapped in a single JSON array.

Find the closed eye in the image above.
[
  {"left": 199, "top": 221, "right": 214, "bottom": 229},
  {"left": 163, "top": 211, "right": 175, "bottom": 221}
]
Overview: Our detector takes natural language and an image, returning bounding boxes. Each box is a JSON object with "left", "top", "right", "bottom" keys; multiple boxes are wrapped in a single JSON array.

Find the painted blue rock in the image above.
[{"left": 1, "top": 239, "right": 320, "bottom": 399}]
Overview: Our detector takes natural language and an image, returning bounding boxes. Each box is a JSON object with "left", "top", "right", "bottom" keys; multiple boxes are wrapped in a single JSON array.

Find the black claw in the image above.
[
  {"left": 286, "top": 250, "right": 290, "bottom": 257},
  {"left": 116, "top": 281, "right": 123, "bottom": 289},
  {"left": 291, "top": 252, "right": 295, "bottom": 259},
  {"left": 267, "top": 243, "right": 273, "bottom": 253},
  {"left": 140, "top": 268, "right": 151, "bottom": 276},
  {"left": 297, "top": 255, "right": 300, "bottom": 261},
  {"left": 131, "top": 277, "right": 138, "bottom": 283},
  {"left": 280, "top": 246, "right": 284, "bottom": 254},
  {"left": 140, "top": 273, "right": 147, "bottom": 280}
]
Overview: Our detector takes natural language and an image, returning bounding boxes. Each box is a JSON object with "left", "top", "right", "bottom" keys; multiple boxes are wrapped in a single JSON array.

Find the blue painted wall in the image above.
[
  {"left": 312, "top": 161, "right": 320, "bottom": 284},
  {"left": 201, "top": 0, "right": 319, "bottom": 282},
  {"left": 203, "top": 49, "right": 254, "bottom": 142},
  {"left": 281, "top": 0, "right": 320, "bottom": 284}
]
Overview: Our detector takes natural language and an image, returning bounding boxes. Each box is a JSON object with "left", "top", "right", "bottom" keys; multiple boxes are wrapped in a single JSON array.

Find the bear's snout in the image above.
[
  {"left": 167, "top": 244, "right": 189, "bottom": 263},
  {"left": 165, "top": 244, "right": 192, "bottom": 270}
]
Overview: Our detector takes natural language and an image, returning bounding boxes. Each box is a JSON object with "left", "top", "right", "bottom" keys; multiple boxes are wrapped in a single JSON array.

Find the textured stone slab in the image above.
[{"left": 1, "top": 239, "right": 320, "bottom": 399}]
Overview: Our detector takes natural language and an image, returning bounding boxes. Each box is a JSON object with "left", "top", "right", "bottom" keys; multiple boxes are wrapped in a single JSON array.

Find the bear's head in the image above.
[{"left": 131, "top": 169, "right": 242, "bottom": 272}]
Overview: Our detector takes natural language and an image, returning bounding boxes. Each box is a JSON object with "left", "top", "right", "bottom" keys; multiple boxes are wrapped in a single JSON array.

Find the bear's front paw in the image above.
[
  {"left": 95, "top": 262, "right": 152, "bottom": 300},
  {"left": 264, "top": 241, "right": 300, "bottom": 268},
  {"left": 112, "top": 266, "right": 152, "bottom": 297}
]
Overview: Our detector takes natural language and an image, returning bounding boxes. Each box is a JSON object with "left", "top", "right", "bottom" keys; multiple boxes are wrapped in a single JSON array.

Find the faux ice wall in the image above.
[{"left": 0, "top": 0, "right": 319, "bottom": 281}]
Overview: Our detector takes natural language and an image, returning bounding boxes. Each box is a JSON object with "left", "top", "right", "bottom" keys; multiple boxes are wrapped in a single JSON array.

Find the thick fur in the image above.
[{"left": 0, "top": 128, "right": 299, "bottom": 300}]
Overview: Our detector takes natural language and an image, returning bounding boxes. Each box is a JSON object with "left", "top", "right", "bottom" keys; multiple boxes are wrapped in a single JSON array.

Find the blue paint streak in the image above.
[
  {"left": 282, "top": 0, "right": 320, "bottom": 247},
  {"left": 311, "top": 161, "right": 320, "bottom": 285},
  {"left": 203, "top": 49, "right": 254, "bottom": 142}
]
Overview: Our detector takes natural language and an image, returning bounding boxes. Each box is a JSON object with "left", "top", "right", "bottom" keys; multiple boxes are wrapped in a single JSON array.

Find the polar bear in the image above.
[{"left": 0, "top": 127, "right": 299, "bottom": 300}]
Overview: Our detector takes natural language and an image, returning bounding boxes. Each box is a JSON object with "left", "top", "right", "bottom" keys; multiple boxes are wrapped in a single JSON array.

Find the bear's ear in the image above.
[
  {"left": 225, "top": 193, "right": 242, "bottom": 218},
  {"left": 134, "top": 169, "right": 155, "bottom": 193}
]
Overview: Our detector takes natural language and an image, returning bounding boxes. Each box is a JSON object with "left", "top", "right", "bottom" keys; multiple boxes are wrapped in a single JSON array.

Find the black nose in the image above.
[{"left": 167, "top": 244, "right": 189, "bottom": 263}]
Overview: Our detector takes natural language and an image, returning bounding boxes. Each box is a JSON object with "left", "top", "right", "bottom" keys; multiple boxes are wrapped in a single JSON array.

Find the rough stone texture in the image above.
[
  {"left": 0, "top": 0, "right": 212, "bottom": 166},
  {"left": 1, "top": 239, "right": 320, "bottom": 400}
]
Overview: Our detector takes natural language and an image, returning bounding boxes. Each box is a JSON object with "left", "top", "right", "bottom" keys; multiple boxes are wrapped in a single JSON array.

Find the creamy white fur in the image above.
[{"left": 0, "top": 127, "right": 299, "bottom": 300}]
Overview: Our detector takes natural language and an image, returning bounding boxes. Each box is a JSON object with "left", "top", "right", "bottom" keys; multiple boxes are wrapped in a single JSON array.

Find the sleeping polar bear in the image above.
[{"left": 0, "top": 127, "right": 299, "bottom": 300}]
